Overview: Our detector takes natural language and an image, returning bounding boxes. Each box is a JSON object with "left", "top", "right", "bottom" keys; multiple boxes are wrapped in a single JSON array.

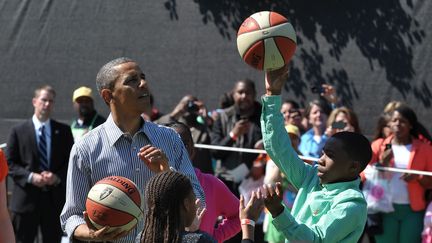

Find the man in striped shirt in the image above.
[{"left": 60, "top": 57, "right": 205, "bottom": 243}]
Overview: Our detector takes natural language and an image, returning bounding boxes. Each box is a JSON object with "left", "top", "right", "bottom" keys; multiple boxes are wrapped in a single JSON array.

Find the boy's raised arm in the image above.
[{"left": 261, "top": 65, "right": 313, "bottom": 189}]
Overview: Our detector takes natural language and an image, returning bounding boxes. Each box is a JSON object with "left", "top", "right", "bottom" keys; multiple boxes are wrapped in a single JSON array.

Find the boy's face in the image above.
[{"left": 317, "top": 138, "right": 355, "bottom": 184}]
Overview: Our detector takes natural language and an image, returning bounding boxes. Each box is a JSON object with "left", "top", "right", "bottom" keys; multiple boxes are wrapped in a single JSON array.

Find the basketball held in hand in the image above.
[
  {"left": 86, "top": 176, "right": 143, "bottom": 232},
  {"left": 237, "top": 11, "right": 297, "bottom": 70}
]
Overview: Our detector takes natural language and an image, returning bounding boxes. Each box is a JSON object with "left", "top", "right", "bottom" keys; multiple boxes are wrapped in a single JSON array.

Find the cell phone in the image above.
[
  {"left": 385, "top": 144, "right": 392, "bottom": 150},
  {"left": 311, "top": 86, "right": 324, "bottom": 94},
  {"left": 331, "top": 121, "right": 347, "bottom": 129}
]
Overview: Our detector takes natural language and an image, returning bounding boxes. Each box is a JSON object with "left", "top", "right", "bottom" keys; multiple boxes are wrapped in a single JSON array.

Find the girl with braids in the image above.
[{"left": 140, "top": 171, "right": 216, "bottom": 243}]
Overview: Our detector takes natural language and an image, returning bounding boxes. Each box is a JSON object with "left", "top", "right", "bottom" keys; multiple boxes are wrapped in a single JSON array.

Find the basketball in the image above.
[
  {"left": 86, "top": 176, "right": 143, "bottom": 232},
  {"left": 237, "top": 11, "right": 297, "bottom": 70}
]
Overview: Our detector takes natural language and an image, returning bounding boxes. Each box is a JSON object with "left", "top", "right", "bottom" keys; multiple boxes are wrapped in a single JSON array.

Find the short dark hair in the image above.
[
  {"left": 95, "top": 57, "right": 135, "bottom": 93},
  {"left": 34, "top": 85, "right": 56, "bottom": 98},
  {"left": 234, "top": 79, "right": 256, "bottom": 96},
  {"left": 331, "top": 132, "right": 372, "bottom": 170}
]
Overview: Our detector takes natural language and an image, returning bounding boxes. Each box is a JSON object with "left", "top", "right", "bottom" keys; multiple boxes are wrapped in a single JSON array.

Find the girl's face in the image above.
[{"left": 182, "top": 191, "right": 197, "bottom": 227}]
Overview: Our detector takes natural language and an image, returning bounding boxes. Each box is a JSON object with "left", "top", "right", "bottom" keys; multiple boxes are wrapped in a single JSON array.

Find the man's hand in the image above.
[
  {"left": 231, "top": 119, "right": 251, "bottom": 138},
  {"left": 265, "top": 64, "right": 289, "bottom": 96},
  {"left": 262, "top": 183, "right": 284, "bottom": 217},
  {"left": 73, "top": 211, "right": 129, "bottom": 241},
  {"left": 138, "top": 145, "right": 170, "bottom": 173},
  {"left": 41, "top": 171, "right": 60, "bottom": 186},
  {"left": 31, "top": 173, "right": 47, "bottom": 187}
]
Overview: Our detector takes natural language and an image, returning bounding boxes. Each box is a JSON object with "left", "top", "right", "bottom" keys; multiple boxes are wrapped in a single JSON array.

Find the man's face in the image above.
[
  {"left": 317, "top": 138, "right": 353, "bottom": 184},
  {"left": 232, "top": 82, "right": 255, "bottom": 111},
  {"left": 74, "top": 96, "right": 94, "bottom": 117},
  {"left": 110, "top": 62, "right": 150, "bottom": 116},
  {"left": 33, "top": 89, "right": 54, "bottom": 120}
]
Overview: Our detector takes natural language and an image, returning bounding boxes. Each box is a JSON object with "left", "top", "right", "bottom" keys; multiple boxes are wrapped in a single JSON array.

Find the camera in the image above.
[
  {"left": 187, "top": 101, "right": 199, "bottom": 113},
  {"left": 311, "top": 86, "right": 324, "bottom": 94},
  {"left": 331, "top": 121, "right": 347, "bottom": 129}
]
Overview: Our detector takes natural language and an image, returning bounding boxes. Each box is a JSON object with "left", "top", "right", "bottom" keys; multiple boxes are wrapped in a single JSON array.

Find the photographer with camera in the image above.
[
  {"left": 156, "top": 95, "right": 214, "bottom": 174},
  {"left": 325, "top": 107, "right": 361, "bottom": 137}
]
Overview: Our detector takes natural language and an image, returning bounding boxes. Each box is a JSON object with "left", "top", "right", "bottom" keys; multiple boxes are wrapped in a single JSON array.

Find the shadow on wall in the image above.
[{"left": 164, "top": 0, "right": 430, "bottom": 107}]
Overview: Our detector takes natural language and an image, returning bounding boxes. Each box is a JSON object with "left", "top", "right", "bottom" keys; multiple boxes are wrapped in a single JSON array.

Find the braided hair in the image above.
[{"left": 141, "top": 171, "right": 194, "bottom": 243}]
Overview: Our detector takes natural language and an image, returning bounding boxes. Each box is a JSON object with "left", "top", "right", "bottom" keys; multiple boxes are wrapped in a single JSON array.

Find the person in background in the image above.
[
  {"left": 281, "top": 100, "right": 305, "bottom": 135},
  {"left": 0, "top": 149, "right": 15, "bottom": 243},
  {"left": 369, "top": 105, "right": 432, "bottom": 243},
  {"left": 325, "top": 106, "right": 361, "bottom": 136},
  {"left": 372, "top": 113, "right": 392, "bottom": 141},
  {"left": 140, "top": 171, "right": 216, "bottom": 243},
  {"left": 166, "top": 122, "right": 240, "bottom": 242},
  {"left": 211, "top": 79, "right": 262, "bottom": 196},
  {"left": 6, "top": 85, "right": 74, "bottom": 243},
  {"left": 71, "top": 86, "right": 106, "bottom": 141},
  {"left": 60, "top": 57, "right": 205, "bottom": 243},
  {"left": 383, "top": 100, "right": 431, "bottom": 145},
  {"left": 157, "top": 95, "right": 213, "bottom": 174},
  {"left": 298, "top": 99, "right": 331, "bottom": 159}
]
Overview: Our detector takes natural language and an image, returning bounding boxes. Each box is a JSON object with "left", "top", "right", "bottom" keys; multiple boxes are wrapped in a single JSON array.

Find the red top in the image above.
[{"left": 0, "top": 149, "right": 8, "bottom": 182}]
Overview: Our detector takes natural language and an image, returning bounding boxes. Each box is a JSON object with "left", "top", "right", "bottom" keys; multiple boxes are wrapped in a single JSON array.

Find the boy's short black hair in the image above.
[{"left": 331, "top": 132, "right": 372, "bottom": 170}]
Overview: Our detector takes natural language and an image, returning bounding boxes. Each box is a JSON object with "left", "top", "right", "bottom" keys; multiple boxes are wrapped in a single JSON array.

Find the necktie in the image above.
[{"left": 38, "top": 125, "right": 49, "bottom": 170}]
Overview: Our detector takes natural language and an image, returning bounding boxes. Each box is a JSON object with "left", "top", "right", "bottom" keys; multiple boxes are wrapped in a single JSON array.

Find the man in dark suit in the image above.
[{"left": 6, "top": 85, "right": 74, "bottom": 243}]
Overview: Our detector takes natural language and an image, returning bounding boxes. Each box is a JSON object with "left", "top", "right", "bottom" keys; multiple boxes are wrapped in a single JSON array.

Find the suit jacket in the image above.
[{"left": 6, "top": 119, "right": 74, "bottom": 213}]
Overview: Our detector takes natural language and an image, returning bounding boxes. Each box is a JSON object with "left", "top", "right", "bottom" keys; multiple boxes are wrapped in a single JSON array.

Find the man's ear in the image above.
[{"left": 101, "top": 89, "right": 112, "bottom": 105}]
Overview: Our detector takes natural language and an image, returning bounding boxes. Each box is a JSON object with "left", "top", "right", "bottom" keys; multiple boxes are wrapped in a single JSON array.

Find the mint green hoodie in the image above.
[{"left": 261, "top": 95, "right": 367, "bottom": 243}]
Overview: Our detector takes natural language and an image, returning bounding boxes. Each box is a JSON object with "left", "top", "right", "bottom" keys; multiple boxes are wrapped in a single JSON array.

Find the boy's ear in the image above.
[{"left": 350, "top": 161, "right": 361, "bottom": 173}]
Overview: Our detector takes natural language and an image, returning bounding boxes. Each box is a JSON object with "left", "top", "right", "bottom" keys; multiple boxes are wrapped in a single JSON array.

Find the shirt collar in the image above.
[
  {"left": 322, "top": 177, "right": 361, "bottom": 191},
  {"left": 104, "top": 114, "right": 146, "bottom": 147},
  {"left": 32, "top": 115, "right": 51, "bottom": 134}
]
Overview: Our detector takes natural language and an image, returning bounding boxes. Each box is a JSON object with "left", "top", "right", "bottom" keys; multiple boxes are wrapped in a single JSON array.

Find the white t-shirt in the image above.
[{"left": 390, "top": 144, "right": 412, "bottom": 204}]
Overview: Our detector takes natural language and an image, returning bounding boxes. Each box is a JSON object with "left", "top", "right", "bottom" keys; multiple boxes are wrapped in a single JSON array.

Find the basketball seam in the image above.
[
  {"left": 274, "top": 37, "right": 286, "bottom": 63},
  {"left": 87, "top": 197, "right": 142, "bottom": 223}
]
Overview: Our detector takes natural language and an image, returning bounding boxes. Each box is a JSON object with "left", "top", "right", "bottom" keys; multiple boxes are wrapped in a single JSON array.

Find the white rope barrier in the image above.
[
  {"left": 194, "top": 143, "right": 432, "bottom": 177},
  {"left": 374, "top": 166, "right": 432, "bottom": 177},
  {"left": 1, "top": 141, "right": 431, "bottom": 176},
  {"left": 194, "top": 143, "right": 318, "bottom": 162}
]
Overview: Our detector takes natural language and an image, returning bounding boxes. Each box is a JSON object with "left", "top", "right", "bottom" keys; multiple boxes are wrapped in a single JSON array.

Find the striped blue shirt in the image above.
[{"left": 60, "top": 114, "right": 205, "bottom": 243}]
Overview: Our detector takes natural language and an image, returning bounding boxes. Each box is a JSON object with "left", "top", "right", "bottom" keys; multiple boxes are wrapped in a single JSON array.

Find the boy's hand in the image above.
[
  {"left": 265, "top": 64, "right": 289, "bottom": 96},
  {"left": 262, "top": 183, "right": 284, "bottom": 217}
]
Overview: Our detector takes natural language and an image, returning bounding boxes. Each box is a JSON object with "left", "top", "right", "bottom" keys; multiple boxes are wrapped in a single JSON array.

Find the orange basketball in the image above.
[
  {"left": 237, "top": 11, "right": 297, "bottom": 70},
  {"left": 86, "top": 176, "right": 143, "bottom": 232}
]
